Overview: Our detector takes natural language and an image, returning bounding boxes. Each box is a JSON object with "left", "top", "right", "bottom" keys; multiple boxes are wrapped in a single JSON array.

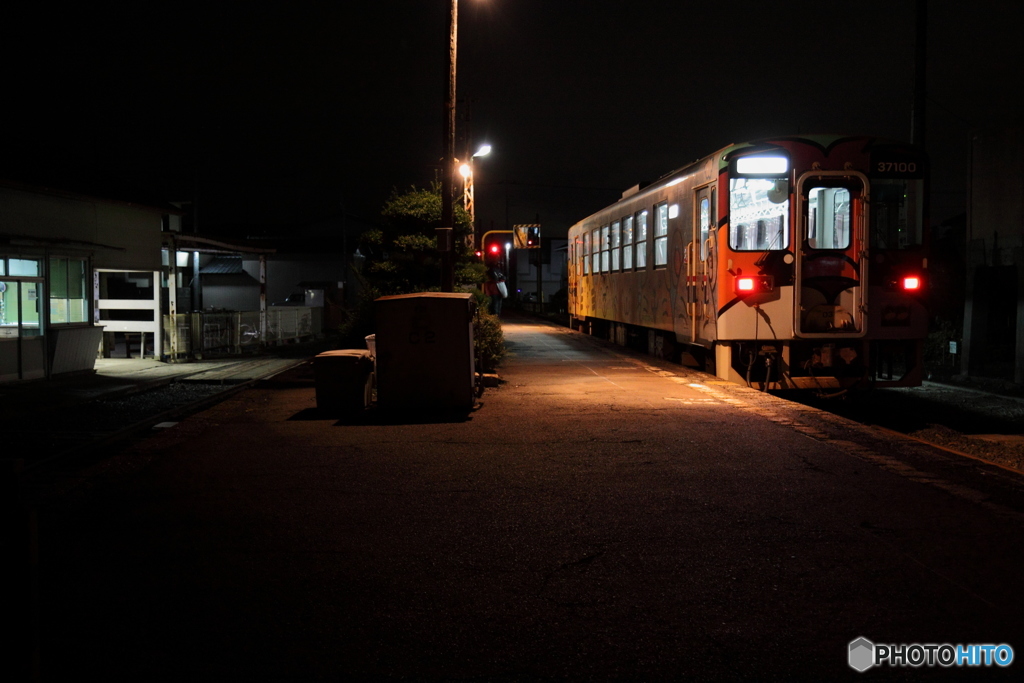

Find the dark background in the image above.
[{"left": 2, "top": 1, "right": 1019, "bottom": 237}]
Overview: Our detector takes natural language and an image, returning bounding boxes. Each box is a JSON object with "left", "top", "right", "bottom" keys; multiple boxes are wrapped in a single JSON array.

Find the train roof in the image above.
[{"left": 570, "top": 135, "right": 920, "bottom": 232}]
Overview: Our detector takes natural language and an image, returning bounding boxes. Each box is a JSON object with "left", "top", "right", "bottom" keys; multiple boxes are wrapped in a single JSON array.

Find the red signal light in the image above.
[
  {"left": 489, "top": 244, "right": 501, "bottom": 255},
  {"left": 902, "top": 276, "right": 921, "bottom": 291}
]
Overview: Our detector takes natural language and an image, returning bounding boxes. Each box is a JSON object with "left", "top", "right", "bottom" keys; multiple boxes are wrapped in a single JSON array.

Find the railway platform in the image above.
[{"left": 26, "top": 314, "right": 1024, "bottom": 680}]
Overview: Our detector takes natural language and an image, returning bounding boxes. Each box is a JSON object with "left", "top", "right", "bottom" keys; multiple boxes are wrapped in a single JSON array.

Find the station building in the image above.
[{"left": 1, "top": 179, "right": 169, "bottom": 382}]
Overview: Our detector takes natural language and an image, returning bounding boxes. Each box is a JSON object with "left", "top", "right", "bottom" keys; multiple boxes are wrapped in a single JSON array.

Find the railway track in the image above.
[
  {"left": 7, "top": 359, "right": 307, "bottom": 493},
  {"left": 787, "top": 381, "right": 1024, "bottom": 474}
]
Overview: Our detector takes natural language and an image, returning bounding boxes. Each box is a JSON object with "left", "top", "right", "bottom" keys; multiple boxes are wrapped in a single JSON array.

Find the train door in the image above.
[
  {"left": 687, "top": 186, "right": 715, "bottom": 342},
  {"left": 793, "top": 171, "right": 868, "bottom": 337}
]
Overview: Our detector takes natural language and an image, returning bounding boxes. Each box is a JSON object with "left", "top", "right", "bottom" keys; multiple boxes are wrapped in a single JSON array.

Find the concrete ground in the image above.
[{"left": 28, "top": 316, "right": 1024, "bottom": 680}]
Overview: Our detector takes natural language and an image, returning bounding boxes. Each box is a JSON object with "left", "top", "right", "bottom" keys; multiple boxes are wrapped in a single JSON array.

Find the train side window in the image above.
[
  {"left": 610, "top": 221, "right": 621, "bottom": 272},
  {"left": 601, "top": 225, "right": 610, "bottom": 273},
  {"left": 636, "top": 210, "right": 648, "bottom": 268},
  {"left": 654, "top": 203, "right": 669, "bottom": 267},
  {"left": 699, "top": 197, "right": 710, "bottom": 261},
  {"left": 583, "top": 231, "right": 590, "bottom": 275},
  {"left": 622, "top": 215, "right": 634, "bottom": 270},
  {"left": 591, "top": 228, "right": 600, "bottom": 274}
]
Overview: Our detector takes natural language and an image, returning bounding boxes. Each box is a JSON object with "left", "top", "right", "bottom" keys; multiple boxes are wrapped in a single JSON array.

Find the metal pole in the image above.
[
  {"left": 439, "top": 0, "right": 458, "bottom": 292},
  {"left": 911, "top": 0, "right": 927, "bottom": 147}
]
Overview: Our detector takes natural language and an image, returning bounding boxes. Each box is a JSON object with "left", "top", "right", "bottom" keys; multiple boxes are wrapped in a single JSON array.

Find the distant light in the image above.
[
  {"left": 736, "top": 155, "right": 788, "bottom": 175},
  {"left": 902, "top": 276, "right": 921, "bottom": 290},
  {"left": 505, "top": 242, "right": 511, "bottom": 249},
  {"left": 473, "top": 144, "right": 492, "bottom": 158},
  {"left": 459, "top": 163, "right": 472, "bottom": 178}
]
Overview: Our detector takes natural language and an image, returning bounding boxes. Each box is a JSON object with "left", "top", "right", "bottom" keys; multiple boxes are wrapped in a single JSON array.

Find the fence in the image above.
[{"left": 162, "top": 307, "right": 322, "bottom": 358}]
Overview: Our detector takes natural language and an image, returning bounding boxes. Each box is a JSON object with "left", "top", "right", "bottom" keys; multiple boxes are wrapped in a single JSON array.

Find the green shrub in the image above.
[{"left": 474, "top": 308, "right": 505, "bottom": 373}]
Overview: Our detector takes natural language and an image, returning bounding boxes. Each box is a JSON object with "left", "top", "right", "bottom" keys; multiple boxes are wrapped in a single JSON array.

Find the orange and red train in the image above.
[{"left": 568, "top": 135, "right": 928, "bottom": 391}]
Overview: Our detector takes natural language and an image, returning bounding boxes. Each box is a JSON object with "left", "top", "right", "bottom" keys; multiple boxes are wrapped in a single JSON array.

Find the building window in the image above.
[
  {"left": 654, "top": 203, "right": 669, "bottom": 267},
  {"left": 636, "top": 210, "right": 648, "bottom": 269},
  {"left": 622, "top": 215, "right": 634, "bottom": 270},
  {"left": 49, "top": 257, "right": 89, "bottom": 324}
]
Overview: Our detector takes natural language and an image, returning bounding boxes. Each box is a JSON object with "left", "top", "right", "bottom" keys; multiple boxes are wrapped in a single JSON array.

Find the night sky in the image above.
[{"left": 3, "top": 1, "right": 1019, "bottom": 238}]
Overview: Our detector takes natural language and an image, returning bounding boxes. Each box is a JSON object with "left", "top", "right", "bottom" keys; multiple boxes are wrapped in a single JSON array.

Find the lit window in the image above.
[
  {"left": 654, "top": 203, "right": 669, "bottom": 267},
  {"left": 601, "top": 225, "right": 610, "bottom": 273},
  {"left": 583, "top": 232, "right": 590, "bottom": 275},
  {"left": 610, "top": 221, "right": 621, "bottom": 272},
  {"left": 623, "top": 215, "right": 634, "bottom": 270},
  {"left": 807, "top": 187, "right": 852, "bottom": 250},
  {"left": 636, "top": 210, "right": 648, "bottom": 269},
  {"left": 729, "top": 178, "right": 789, "bottom": 251}
]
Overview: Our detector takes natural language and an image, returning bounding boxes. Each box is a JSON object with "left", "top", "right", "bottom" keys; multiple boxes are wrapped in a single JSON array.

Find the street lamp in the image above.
[{"left": 459, "top": 143, "right": 492, "bottom": 226}]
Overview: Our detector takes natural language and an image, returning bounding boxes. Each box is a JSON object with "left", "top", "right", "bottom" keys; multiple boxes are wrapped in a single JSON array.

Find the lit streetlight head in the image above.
[
  {"left": 473, "top": 144, "right": 492, "bottom": 158},
  {"left": 459, "top": 163, "right": 472, "bottom": 178}
]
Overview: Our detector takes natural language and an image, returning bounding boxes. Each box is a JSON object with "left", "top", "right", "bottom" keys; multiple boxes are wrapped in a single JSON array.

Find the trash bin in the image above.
[
  {"left": 374, "top": 292, "right": 475, "bottom": 412},
  {"left": 313, "top": 349, "right": 374, "bottom": 414}
]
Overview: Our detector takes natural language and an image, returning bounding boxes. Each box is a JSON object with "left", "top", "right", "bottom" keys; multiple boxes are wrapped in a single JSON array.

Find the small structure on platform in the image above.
[
  {"left": 374, "top": 293, "right": 476, "bottom": 413},
  {"left": 313, "top": 349, "right": 374, "bottom": 414}
]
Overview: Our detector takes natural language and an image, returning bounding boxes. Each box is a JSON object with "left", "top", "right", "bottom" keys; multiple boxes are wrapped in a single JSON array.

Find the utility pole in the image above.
[
  {"left": 438, "top": 0, "right": 458, "bottom": 292},
  {"left": 911, "top": 0, "right": 927, "bottom": 148}
]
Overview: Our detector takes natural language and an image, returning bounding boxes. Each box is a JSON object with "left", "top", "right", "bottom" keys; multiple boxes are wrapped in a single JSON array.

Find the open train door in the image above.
[{"left": 793, "top": 171, "right": 869, "bottom": 339}]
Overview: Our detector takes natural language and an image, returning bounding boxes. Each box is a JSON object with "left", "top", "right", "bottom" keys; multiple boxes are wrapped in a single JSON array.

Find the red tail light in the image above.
[
  {"left": 902, "top": 276, "right": 921, "bottom": 291},
  {"left": 734, "top": 274, "right": 774, "bottom": 296}
]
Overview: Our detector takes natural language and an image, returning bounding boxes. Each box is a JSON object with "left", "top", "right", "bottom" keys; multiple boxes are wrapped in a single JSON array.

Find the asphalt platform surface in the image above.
[{"left": 31, "top": 316, "right": 1024, "bottom": 680}]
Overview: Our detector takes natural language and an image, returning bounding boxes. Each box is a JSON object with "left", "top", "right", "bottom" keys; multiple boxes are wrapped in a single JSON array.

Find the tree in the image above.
[
  {"left": 339, "top": 183, "right": 491, "bottom": 347},
  {"left": 357, "top": 182, "right": 485, "bottom": 295}
]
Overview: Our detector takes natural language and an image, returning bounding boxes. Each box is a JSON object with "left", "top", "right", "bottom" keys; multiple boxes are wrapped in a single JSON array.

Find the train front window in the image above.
[
  {"left": 806, "top": 186, "right": 852, "bottom": 250},
  {"left": 729, "top": 178, "right": 789, "bottom": 251},
  {"left": 870, "top": 179, "right": 924, "bottom": 249}
]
